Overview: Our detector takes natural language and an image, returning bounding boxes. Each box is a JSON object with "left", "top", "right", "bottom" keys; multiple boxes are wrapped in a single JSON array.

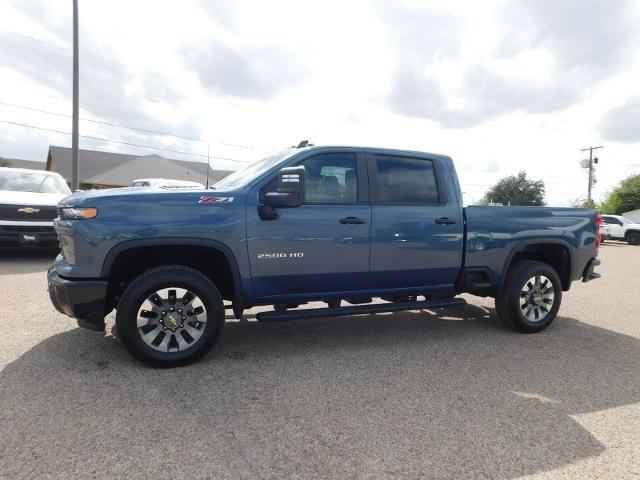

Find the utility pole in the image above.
[
  {"left": 71, "top": 0, "right": 80, "bottom": 191},
  {"left": 206, "top": 142, "right": 210, "bottom": 188},
  {"left": 580, "top": 145, "right": 603, "bottom": 204}
]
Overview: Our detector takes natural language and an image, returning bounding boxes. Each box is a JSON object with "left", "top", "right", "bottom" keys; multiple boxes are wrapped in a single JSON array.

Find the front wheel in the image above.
[
  {"left": 626, "top": 232, "right": 640, "bottom": 245},
  {"left": 495, "top": 260, "right": 562, "bottom": 333},
  {"left": 116, "top": 266, "right": 225, "bottom": 367}
]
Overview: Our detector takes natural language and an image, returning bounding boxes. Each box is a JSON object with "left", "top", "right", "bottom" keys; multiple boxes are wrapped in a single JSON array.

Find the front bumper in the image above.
[
  {"left": 0, "top": 224, "right": 58, "bottom": 247},
  {"left": 582, "top": 257, "right": 601, "bottom": 283},
  {"left": 47, "top": 268, "right": 108, "bottom": 331}
]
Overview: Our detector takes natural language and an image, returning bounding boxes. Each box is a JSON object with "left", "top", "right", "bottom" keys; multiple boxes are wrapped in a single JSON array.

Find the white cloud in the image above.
[
  {"left": 600, "top": 97, "right": 640, "bottom": 143},
  {"left": 185, "top": 40, "right": 309, "bottom": 100},
  {"left": 1, "top": 0, "right": 640, "bottom": 204}
]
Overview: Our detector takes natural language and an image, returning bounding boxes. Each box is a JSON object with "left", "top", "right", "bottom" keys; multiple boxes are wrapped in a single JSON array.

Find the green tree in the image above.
[
  {"left": 599, "top": 174, "right": 640, "bottom": 214},
  {"left": 0, "top": 157, "right": 10, "bottom": 167},
  {"left": 569, "top": 197, "right": 597, "bottom": 208},
  {"left": 480, "top": 171, "right": 545, "bottom": 206}
]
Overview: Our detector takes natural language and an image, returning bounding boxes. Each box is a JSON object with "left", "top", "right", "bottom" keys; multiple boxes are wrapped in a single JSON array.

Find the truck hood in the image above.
[
  {"left": 0, "top": 190, "right": 69, "bottom": 206},
  {"left": 60, "top": 187, "right": 240, "bottom": 207}
]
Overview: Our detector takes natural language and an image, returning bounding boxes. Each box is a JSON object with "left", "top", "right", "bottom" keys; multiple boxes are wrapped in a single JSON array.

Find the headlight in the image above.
[{"left": 59, "top": 207, "right": 98, "bottom": 220}]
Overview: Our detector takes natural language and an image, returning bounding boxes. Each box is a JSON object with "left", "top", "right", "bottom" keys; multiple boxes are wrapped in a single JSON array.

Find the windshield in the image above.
[
  {"left": 621, "top": 217, "right": 632, "bottom": 224},
  {"left": 0, "top": 171, "right": 70, "bottom": 194},
  {"left": 213, "top": 150, "right": 296, "bottom": 190}
]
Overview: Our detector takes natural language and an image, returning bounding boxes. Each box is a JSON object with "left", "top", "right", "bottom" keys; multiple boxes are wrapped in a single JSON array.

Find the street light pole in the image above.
[{"left": 71, "top": 0, "right": 80, "bottom": 191}]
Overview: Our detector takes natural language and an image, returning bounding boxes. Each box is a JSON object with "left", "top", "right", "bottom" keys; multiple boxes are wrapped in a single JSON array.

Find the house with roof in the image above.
[
  {"left": 0, "top": 157, "right": 45, "bottom": 170},
  {"left": 45, "top": 146, "right": 233, "bottom": 189}
]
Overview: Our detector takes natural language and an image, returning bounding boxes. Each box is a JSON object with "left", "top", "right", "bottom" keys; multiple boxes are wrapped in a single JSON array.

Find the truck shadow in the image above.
[{"left": 2, "top": 306, "right": 638, "bottom": 478}]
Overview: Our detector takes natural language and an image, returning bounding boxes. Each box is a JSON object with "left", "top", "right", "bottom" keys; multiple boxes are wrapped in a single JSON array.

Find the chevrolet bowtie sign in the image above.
[{"left": 18, "top": 207, "right": 41, "bottom": 214}]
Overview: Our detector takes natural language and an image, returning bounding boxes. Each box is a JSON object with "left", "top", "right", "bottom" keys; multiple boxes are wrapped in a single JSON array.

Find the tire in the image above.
[
  {"left": 626, "top": 232, "right": 640, "bottom": 245},
  {"left": 495, "top": 260, "right": 562, "bottom": 333},
  {"left": 116, "top": 266, "right": 225, "bottom": 367}
]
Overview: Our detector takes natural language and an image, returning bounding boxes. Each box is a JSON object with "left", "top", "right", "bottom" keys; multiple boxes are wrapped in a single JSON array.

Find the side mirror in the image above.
[{"left": 263, "top": 166, "right": 305, "bottom": 208}]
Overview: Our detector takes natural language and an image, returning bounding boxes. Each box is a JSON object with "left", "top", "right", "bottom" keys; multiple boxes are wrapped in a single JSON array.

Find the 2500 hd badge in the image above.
[{"left": 257, "top": 252, "right": 304, "bottom": 259}]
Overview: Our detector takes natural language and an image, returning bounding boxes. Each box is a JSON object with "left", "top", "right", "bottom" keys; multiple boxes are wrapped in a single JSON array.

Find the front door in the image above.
[
  {"left": 602, "top": 216, "right": 625, "bottom": 238},
  {"left": 246, "top": 150, "right": 371, "bottom": 299},
  {"left": 368, "top": 152, "right": 463, "bottom": 293}
]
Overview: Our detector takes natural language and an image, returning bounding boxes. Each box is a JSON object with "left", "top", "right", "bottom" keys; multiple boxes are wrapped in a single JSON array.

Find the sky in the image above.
[{"left": 1, "top": 0, "right": 639, "bottom": 205}]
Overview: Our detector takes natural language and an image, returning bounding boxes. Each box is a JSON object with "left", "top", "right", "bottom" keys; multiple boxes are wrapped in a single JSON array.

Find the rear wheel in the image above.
[
  {"left": 495, "top": 260, "right": 562, "bottom": 333},
  {"left": 626, "top": 232, "right": 640, "bottom": 245},
  {"left": 116, "top": 266, "right": 224, "bottom": 367}
]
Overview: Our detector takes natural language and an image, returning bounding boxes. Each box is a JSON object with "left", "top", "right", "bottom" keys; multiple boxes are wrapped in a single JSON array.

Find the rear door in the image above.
[
  {"left": 367, "top": 152, "right": 463, "bottom": 293},
  {"left": 246, "top": 150, "right": 371, "bottom": 299}
]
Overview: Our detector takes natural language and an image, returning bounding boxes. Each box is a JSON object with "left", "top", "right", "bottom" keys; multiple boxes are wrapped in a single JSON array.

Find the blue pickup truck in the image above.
[{"left": 48, "top": 145, "right": 601, "bottom": 366}]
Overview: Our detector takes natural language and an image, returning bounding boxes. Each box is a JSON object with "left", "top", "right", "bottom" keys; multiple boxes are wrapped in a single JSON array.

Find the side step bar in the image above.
[{"left": 256, "top": 297, "right": 467, "bottom": 322}]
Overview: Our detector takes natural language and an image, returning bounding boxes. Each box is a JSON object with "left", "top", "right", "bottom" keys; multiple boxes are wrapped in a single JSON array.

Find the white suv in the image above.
[{"left": 601, "top": 215, "right": 640, "bottom": 245}]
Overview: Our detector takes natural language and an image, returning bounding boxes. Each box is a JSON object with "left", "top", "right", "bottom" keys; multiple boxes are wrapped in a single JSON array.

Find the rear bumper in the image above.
[
  {"left": 0, "top": 224, "right": 58, "bottom": 247},
  {"left": 47, "top": 268, "right": 108, "bottom": 331},
  {"left": 582, "top": 257, "right": 601, "bottom": 283}
]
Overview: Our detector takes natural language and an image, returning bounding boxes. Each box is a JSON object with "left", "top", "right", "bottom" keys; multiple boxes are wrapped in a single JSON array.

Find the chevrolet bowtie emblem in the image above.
[{"left": 18, "top": 207, "right": 40, "bottom": 214}]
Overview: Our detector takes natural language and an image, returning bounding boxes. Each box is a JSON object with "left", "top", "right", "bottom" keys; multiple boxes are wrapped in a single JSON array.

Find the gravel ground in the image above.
[{"left": 0, "top": 243, "right": 638, "bottom": 479}]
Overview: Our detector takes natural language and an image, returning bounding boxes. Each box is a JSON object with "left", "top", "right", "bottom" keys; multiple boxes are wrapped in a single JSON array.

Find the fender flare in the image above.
[
  {"left": 101, "top": 237, "right": 245, "bottom": 307},
  {"left": 499, "top": 238, "right": 574, "bottom": 292}
]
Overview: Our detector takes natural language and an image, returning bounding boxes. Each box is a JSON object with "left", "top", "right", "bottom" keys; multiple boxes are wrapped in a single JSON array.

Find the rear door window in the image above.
[{"left": 374, "top": 155, "right": 440, "bottom": 204}]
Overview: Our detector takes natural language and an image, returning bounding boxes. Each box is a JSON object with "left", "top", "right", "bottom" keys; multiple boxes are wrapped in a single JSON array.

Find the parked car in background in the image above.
[
  {"left": 600, "top": 214, "right": 640, "bottom": 245},
  {"left": 131, "top": 178, "right": 204, "bottom": 189},
  {"left": 0, "top": 168, "right": 71, "bottom": 247}
]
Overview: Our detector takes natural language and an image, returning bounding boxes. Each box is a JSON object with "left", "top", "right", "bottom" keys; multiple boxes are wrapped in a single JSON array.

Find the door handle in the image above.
[
  {"left": 435, "top": 217, "right": 456, "bottom": 225},
  {"left": 340, "top": 216, "right": 367, "bottom": 224}
]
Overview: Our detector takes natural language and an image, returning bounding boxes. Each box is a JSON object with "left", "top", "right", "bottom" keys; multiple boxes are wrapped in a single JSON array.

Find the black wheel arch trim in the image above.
[
  {"left": 499, "top": 239, "right": 575, "bottom": 292},
  {"left": 101, "top": 237, "right": 245, "bottom": 307}
]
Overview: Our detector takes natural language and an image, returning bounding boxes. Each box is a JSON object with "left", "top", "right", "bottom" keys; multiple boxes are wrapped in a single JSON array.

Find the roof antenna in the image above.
[
  {"left": 294, "top": 140, "right": 314, "bottom": 148},
  {"left": 205, "top": 142, "right": 210, "bottom": 188}
]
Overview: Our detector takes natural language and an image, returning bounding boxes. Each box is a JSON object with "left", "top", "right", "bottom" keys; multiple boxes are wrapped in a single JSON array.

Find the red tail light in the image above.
[{"left": 596, "top": 214, "right": 603, "bottom": 249}]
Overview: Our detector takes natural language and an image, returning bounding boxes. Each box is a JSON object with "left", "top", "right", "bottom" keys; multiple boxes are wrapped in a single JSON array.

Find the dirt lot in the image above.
[{"left": 0, "top": 243, "right": 638, "bottom": 479}]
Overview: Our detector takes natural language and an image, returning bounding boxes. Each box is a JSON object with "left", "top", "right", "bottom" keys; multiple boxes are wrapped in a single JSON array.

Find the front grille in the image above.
[
  {"left": 0, "top": 204, "right": 58, "bottom": 221},
  {"left": 1, "top": 225, "right": 55, "bottom": 233}
]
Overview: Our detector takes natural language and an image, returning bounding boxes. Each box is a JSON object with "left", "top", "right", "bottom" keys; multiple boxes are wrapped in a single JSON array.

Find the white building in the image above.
[{"left": 623, "top": 208, "right": 640, "bottom": 223}]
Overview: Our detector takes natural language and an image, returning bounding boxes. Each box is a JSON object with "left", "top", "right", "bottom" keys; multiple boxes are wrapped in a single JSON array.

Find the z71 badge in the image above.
[{"left": 199, "top": 196, "right": 234, "bottom": 204}]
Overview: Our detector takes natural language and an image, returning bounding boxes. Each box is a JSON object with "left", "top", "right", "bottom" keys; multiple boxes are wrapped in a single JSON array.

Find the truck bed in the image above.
[{"left": 463, "top": 206, "right": 599, "bottom": 292}]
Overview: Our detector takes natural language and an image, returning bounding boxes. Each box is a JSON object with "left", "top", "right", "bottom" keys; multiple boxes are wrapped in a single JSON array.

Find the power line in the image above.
[
  {"left": 1, "top": 30, "right": 176, "bottom": 85},
  {"left": 0, "top": 35, "right": 190, "bottom": 96},
  {"left": 0, "top": 34, "right": 179, "bottom": 88},
  {"left": 0, "top": 37, "right": 137, "bottom": 82},
  {"left": 0, "top": 99, "right": 257, "bottom": 150},
  {"left": 0, "top": 120, "right": 252, "bottom": 164},
  {"left": 0, "top": 35, "right": 263, "bottom": 152}
]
